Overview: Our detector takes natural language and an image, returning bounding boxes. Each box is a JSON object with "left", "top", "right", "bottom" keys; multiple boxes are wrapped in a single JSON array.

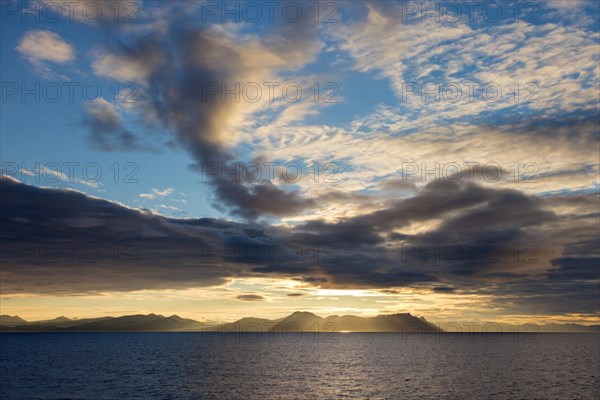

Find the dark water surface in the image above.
[{"left": 1, "top": 333, "right": 598, "bottom": 399}]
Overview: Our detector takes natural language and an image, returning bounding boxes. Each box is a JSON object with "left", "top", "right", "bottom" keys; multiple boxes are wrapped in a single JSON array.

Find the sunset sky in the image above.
[{"left": 1, "top": 0, "right": 599, "bottom": 325}]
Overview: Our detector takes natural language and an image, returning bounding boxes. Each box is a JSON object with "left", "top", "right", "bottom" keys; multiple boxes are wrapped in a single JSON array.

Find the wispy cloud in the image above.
[{"left": 139, "top": 188, "right": 174, "bottom": 200}]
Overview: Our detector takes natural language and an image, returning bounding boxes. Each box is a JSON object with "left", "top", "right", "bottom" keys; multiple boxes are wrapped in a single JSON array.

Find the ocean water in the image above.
[{"left": 1, "top": 333, "right": 598, "bottom": 399}]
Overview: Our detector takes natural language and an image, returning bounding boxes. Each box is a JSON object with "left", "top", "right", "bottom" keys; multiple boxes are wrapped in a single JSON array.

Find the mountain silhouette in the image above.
[
  {"left": 219, "top": 311, "right": 442, "bottom": 332},
  {"left": 0, "top": 314, "right": 202, "bottom": 332},
  {"left": 0, "top": 315, "right": 27, "bottom": 327},
  {"left": 1, "top": 313, "right": 598, "bottom": 333}
]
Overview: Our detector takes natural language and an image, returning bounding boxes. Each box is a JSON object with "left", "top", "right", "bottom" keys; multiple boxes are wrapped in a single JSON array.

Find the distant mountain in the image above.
[
  {"left": 32, "top": 316, "right": 74, "bottom": 327},
  {"left": 71, "top": 314, "right": 204, "bottom": 332},
  {"left": 1, "top": 313, "right": 598, "bottom": 333},
  {"left": 0, "top": 314, "right": 203, "bottom": 332},
  {"left": 0, "top": 315, "right": 27, "bottom": 327},
  {"left": 218, "top": 311, "right": 442, "bottom": 333}
]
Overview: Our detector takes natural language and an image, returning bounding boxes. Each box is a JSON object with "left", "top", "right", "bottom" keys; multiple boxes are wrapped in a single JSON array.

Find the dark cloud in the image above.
[
  {"left": 378, "top": 179, "right": 419, "bottom": 192},
  {"left": 292, "top": 180, "right": 554, "bottom": 251},
  {"left": 487, "top": 111, "right": 600, "bottom": 148},
  {"left": 236, "top": 294, "right": 266, "bottom": 301},
  {"left": 0, "top": 176, "right": 234, "bottom": 294},
  {"left": 549, "top": 257, "right": 600, "bottom": 281},
  {"left": 1, "top": 177, "right": 598, "bottom": 318},
  {"left": 83, "top": 101, "right": 156, "bottom": 153},
  {"left": 212, "top": 180, "right": 316, "bottom": 220},
  {"left": 88, "top": 2, "right": 322, "bottom": 220},
  {"left": 432, "top": 286, "right": 456, "bottom": 293}
]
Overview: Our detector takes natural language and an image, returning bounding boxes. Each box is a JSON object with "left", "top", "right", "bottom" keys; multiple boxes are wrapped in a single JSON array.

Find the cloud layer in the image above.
[{"left": 2, "top": 177, "right": 597, "bottom": 318}]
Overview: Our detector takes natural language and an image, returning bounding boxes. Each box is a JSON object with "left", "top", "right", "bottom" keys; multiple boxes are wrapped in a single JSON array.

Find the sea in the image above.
[{"left": 1, "top": 332, "right": 599, "bottom": 399}]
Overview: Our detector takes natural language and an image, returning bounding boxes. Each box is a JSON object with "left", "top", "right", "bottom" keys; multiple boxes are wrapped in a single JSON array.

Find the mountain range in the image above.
[{"left": 1, "top": 312, "right": 598, "bottom": 333}]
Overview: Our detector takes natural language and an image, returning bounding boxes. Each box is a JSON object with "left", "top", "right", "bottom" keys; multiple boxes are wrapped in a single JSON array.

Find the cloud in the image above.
[
  {"left": 0, "top": 177, "right": 234, "bottom": 295},
  {"left": 92, "top": 36, "right": 162, "bottom": 81},
  {"left": 432, "top": 286, "right": 456, "bottom": 293},
  {"left": 547, "top": 0, "right": 589, "bottom": 11},
  {"left": 16, "top": 30, "right": 75, "bottom": 77},
  {"left": 139, "top": 188, "right": 174, "bottom": 200},
  {"left": 331, "top": 2, "right": 599, "bottom": 116},
  {"left": 236, "top": 294, "right": 266, "bottom": 301},
  {"left": 80, "top": 0, "right": 599, "bottom": 225},
  {"left": 248, "top": 112, "right": 599, "bottom": 222},
  {"left": 295, "top": 180, "right": 555, "bottom": 245},
  {"left": 82, "top": 98, "right": 156, "bottom": 152},
  {"left": 17, "top": 30, "right": 75, "bottom": 65},
  {"left": 89, "top": 2, "right": 323, "bottom": 220},
  {"left": 211, "top": 180, "right": 316, "bottom": 220}
]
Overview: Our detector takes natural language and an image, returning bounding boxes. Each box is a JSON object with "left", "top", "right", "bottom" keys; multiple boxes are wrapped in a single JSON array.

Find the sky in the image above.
[{"left": 0, "top": 0, "right": 599, "bottom": 325}]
